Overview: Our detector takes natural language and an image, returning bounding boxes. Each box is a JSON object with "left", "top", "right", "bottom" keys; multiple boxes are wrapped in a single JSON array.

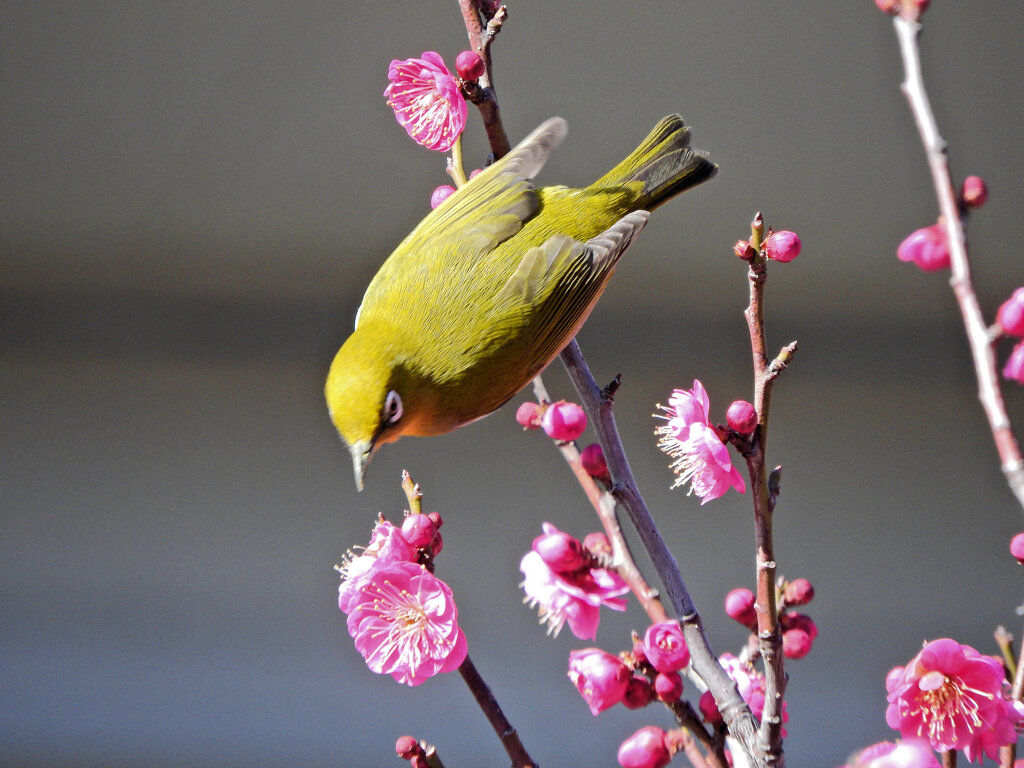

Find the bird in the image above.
[{"left": 326, "top": 114, "right": 716, "bottom": 489}]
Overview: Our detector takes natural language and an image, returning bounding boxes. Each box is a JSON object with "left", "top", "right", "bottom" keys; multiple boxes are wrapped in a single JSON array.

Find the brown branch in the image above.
[
  {"left": 892, "top": 15, "right": 1024, "bottom": 512},
  {"left": 559, "top": 339, "right": 762, "bottom": 766},
  {"left": 457, "top": 1, "right": 511, "bottom": 159},
  {"left": 741, "top": 214, "right": 792, "bottom": 765},
  {"left": 458, "top": 655, "right": 535, "bottom": 768},
  {"left": 530, "top": 374, "right": 668, "bottom": 623}
]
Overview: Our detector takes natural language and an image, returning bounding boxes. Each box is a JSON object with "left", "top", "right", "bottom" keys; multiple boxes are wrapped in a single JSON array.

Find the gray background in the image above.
[{"left": 4, "top": 2, "right": 1024, "bottom": 766}]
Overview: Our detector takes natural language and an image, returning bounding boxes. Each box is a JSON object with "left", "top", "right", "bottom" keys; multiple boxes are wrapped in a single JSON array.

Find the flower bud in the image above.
[
  {"left": 1003, "top": 342, "right": 1024, "bottom": 384},
  {"left": 455, "top": 50, "right": 485, "bottom": 81},
  {"left": 516, "top": 401, "right": 543, "bottom": 429},
  {"left": 617, "top": 726, "right": 671, "bottom": 768},
  {"left": 699, "top": 690, "right": 722, "bottom": 722},
  {"left": 897, "top": 224, "right": 950, "bottom": 272},
  {"left": 583, "top": 531, "right": 612, "bottom": 557},
  {"left": 429, "top": 531, "right": 443, "bottom": 557},
  {"left": 781, "top": 612, "right": 818, "bottom": 640},
  {"left": 542, "top": 400, "right": 588, "bottom": 441},
  {"left": 581, "top": 443, "right": 611, "bottom": 481},
  {"left": 643, "top": 621, "right": 690, "bottom": 673},
  {"left": 997, "top": 288, "right": 1024, "bottom": 337},
  {"left": 1011, "top": 533, "right": 1024, "bottom": 564},
  {"left": 395, "top": 736, "right": 422, "bottom": 760},
  {"left": 726, "top": 400, "right": 757, "bottom": 435},
  {"left": 533, "top": 529, "right": 586, "bottom": 573},
  {"left": 782, "top": 628, "right": 813, "bottom": 659},
  {"left": 733, "top": 239, "right": 756, "bottom": 260},
  {"left": 653, "top": 671, "right": 684, "bottom": 702},
  {"left": 568, "top": 648, "right": 630, "bottom": 715},
  {"left": 427, "top": 511, "right": 443, "bottom": 528},
  {"left": 724, "top": 587, "right": 757, "bottom": 628},
  {"left": 401, "top": 513, "right": 438, "bottom": 548},
  {"left": 469, "top": 167, "right": 484, "bottom": 179},
  {"left": 875, "top": 0, "right": 900, "bottom": 13},
  {"left": 410, "top": 755, "right": 430, "bottom": 768},
  {"left": 430, "top": 185, "right": 456, "bottom": 209},
  {"left": 622, "top": 675, "right": 655, "bottom": 709},
  {"left": 782, "top": 577, "right": 815, "bottom": 606},
  {"left": 763, "top": 230, "right": 801, "bottom": 263},
  {"left": 961, "top": 175, "right": 988, "bottom": 209}
]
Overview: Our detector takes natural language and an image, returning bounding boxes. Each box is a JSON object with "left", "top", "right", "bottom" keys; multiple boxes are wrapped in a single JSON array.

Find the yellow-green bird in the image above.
[{"left": 327, "top": 114, "right": 716, "bottom": 489}]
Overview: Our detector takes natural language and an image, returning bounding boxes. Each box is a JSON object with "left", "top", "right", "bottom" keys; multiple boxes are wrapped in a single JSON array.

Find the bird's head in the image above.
[{"left": 325, "top": 327, "right": 413, "bottom": 491}]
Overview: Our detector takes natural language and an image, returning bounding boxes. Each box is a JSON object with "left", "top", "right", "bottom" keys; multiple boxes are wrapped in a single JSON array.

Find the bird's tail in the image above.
[{"left": 592, "top": 115, "right": 717, "bottom": 210}]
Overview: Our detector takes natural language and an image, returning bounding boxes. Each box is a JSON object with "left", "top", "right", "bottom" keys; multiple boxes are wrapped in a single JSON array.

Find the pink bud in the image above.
[
  {"left": 455, "top": 50, "right": 485, "bottom": 81},
  {"left": 782, "top": 578, "right": 815, "bottom": 606},
  {"left": 699, "top": 690, "right": 722, "bottom": 722},
  {"left": 726, "top": 400, "right": 757, "bottom": 435},
  {"left": 617, "top": 726, "right": 671, "bottom": 768},
  {"left": 733, "top": 239, "right": 756, "bottom": 260},
  {"left": 1011, "top": 533, "right": 1024, "bottom": 564},
  {"left": 961, "top": 175, "right": 988, "bottom": 209},
  {"left": 401, "top": 513, "right": 437, "bottom": 548},
  {"left": 469, "top": 167, "right": 484, "bottom": 179},
  {"left": 653, "top": 671, "right": 684, "bottom": 702},
  {"left": 724, "top": 587, "right": 757, "bottom": 628},
  {"left": 427, "top": 511, "right": 443, "bottom": 528},
  {"left": 515, "top": 401, "right": 543, "bottom": 429},
  {"left": 430, "top": 185, "right": 456, "bottom": 209},
  {"left": 395, "top": 736, "right": 422, "bottom": 760},
  {"left": 1004, "top": 342, "right": 1024, "bottom": 384},
  {"left": 643, "top": 621, "right": 690, "bottom": 674},
  {"left": 912, "top": 0, "right": 930, "bottom": 11},
  {"left": 897, "top": 224, "right": 950, "bottom": 272},
  {"left": 763, "top": 230, "right": 801, "bottom": 263},
  {"left": 533, "top": 529, "right": 586, "bottom": 573},
  {"left": 782, "top": 628, "right": 813, "bottom": 659},
  {"left": 410, "top": 755, "right": 429, "bottom": 768},
  {"left": 622, "top": 676, "right": 654, "bottom": 709},
  {"left": 580, "top": 443, "right": 610, "bottom": 480},
  {"left": 997, "top": 288, "right": 1024, "bottom": 337},
  {"left": 875, "top": 0, "right": 900, "bottom": 13},
  {"left": 542, "top": 401, "right": 588, "bottom": 441},
  {"left": 429, "top": 531, "right": 443, "bottom": 556},
  {"left": 583, "top": 532, "right": 612, "bottom": 556},
  {"left": 781, "top": 612, "right": 818, "bottom": 640},
  {"left": 568, "top": 648, "right": 630, "bottom": 715}
]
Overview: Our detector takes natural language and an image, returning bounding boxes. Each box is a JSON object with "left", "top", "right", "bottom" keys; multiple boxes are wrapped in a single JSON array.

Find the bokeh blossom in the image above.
[
  {"left": 345, "top": 560, "right": 467, "bottom": 686},
  {"left": 617, "top": 726, "right": 672, "bottom": 768},
  {"left": 885, "top": 638, "right": 1021, "bottom": 761},
  {"left": 642, "top": 621, "right": 690, "bottom": 673},
  {"left": 699, "top": 653, "right": 789, "bottom": 732},
  {"left": 897, "top": 224, "right": 950, "bottom": 272},
  {"left": 656, "top": 380, "right": 745, "bottom": 503},
  {"left": 384, "top": 52, "right": 467, "bottom": 151},
  {"left": 567, "top": 647, "right": 630, "bottom": 715},
  {"left": 520, "top": 522, "right": 629, "bottom": 639},
  {"left": 1003, "top": 341, "right": 1024, "bottom": 384},
  {"left": 842, "top": 739, "right": 940, "bottom": 768}
]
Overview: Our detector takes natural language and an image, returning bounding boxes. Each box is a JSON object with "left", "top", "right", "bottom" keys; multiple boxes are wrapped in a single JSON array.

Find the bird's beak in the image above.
[{"left": 349, "top": 439, "right": 373, "bottom": 492}]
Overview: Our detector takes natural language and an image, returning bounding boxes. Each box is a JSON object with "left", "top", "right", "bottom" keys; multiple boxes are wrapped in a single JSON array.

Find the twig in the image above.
[
  {"left": 530, "top": 374, "right": 668, "bottom": 623},
  {"left": 559, "top": 339, "right": 762, "bottom": 766},
  {"left": 741, "top": 214, "right": 793, "bottom": 765},
  {"left": 457, "top": 0, "right": 511, "bottom": 159},
  {"left": 458, "top": 655, "right": 535, "bottom": 768},
  {"left": 941, "top": 749, "right": 957, "bottom": 768},
  {"left": 892, "top": 14, "right": 1024, "bottom": 513}
]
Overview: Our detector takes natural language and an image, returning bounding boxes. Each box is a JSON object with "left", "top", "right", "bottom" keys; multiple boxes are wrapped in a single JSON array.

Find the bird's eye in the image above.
[{"left": 384, "top": 390, "right": 403, "bottom": 424}]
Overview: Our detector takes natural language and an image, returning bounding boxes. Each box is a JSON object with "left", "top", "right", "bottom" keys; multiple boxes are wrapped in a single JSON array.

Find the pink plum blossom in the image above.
[
  {"left": 998, "top": 288, "right": 1024, "bottom": 337},
  {"left": 346, "top": 560, "right": 467, "bottom": 686},
  {"left": 724, "top": 587, "right": 757, "bottom": 628},
  {"left": 567, "top": 648, "right": 630, "bottom": 715},
  {"left": 763, "top": 230, "right": 801, "bottom": 262},
  {"left": 384, "top": 52, "right": 467, "bottom": 151},
  {"left": 337, "top": 519, "right": 418, "bottom": 613},
  {"left": 1011, "top": 532, "right": 1024, "bottom": 563},
  {"left": 656, "top": 381, "right": 745, "bottom": 504},
  {"left": 454, "top": 50, "right": 485, "bottom": 81},
  {"left": 885, "top": 638, "right": 1020, "bottom": 760},
  {"left": 430, "top": 185, "right": 456, "bottom": 209},
  {"left": 844, "top": 739, "right": 940, "bottom": 768},
  {"left": 520, "top": 523, "right": 629, "bottom": 639},
  {"left": 541, "top": 400, "right": 588, "bottom": 441},
  {"left": 643, "top": 621, "right": 691, "bottom": 673},
  {"left": 897, "top": 224, "right": 950, "bottom": 272}
]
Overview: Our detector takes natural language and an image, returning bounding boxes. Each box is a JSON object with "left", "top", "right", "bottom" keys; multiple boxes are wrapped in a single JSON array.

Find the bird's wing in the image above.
[
  {"left": 355, "top": 118, "right": 569, "bottom": 329},
  {"left": 489, "top": 210, "right": 651, "bottom": 369}
]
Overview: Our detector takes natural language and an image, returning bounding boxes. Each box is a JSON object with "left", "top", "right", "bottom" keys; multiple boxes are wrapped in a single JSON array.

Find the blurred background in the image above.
[{"left": 4, "top": 2, "right": 1024, "bottom": 766}]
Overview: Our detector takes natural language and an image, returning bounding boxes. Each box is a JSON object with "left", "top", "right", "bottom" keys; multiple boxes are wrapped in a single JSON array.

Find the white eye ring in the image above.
[{"left": 384, "top": 390, "right": 403, "bottom": 424}]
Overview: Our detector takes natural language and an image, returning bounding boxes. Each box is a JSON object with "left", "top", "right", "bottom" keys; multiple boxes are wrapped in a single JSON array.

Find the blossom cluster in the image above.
[{"left": 338, "top": 515, "right": 467, "bottom": 686}]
